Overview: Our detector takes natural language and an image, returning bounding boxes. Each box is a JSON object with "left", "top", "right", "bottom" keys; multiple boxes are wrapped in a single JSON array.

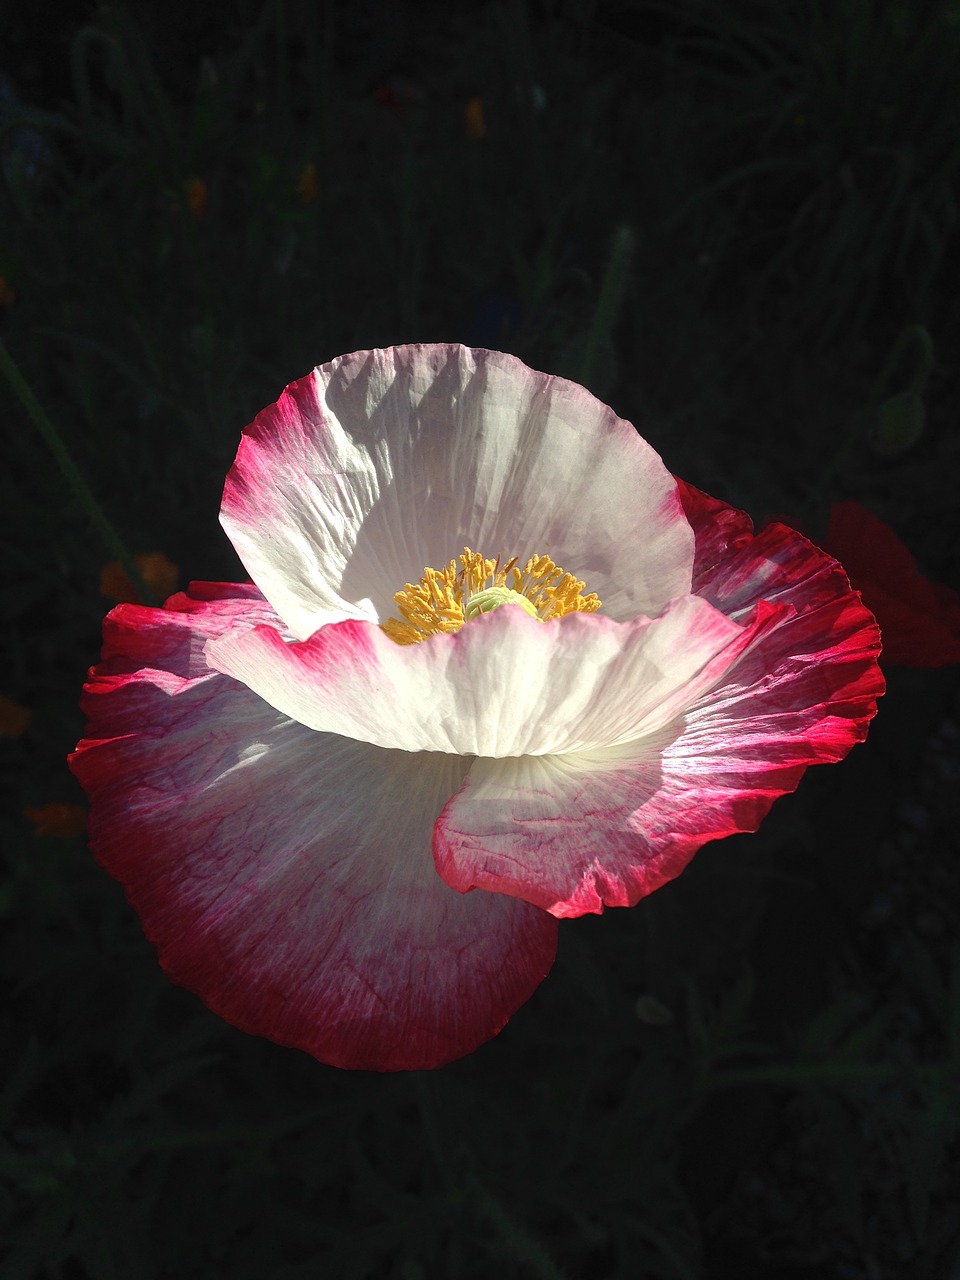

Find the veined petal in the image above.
[
  {"left": 434, "top": 506, "right": 883, "bottom": 918},
  {"left": 69, "top": 587, "right": 557, "bottom": 1071},
  {"left": 206, "top": 595, "right": 784, "bottom": 758},
  {"left": 435, "top": 744, "right": 680, "bottom": 917},
  {"left": 220, "top": 345, "right": 694, "bottom": 639}
]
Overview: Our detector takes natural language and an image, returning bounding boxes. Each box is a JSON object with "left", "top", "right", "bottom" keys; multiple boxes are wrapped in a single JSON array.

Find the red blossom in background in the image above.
[
  {"left": 375, "top": 82, "right": 406, "bottom": 119},
  {"left": 821, "top": 501, "right": 960, "bottom": 669}
]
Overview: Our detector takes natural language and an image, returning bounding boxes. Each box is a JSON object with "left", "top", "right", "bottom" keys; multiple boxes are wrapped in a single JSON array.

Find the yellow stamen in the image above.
[{"left": 381, "top": 547, "right": 601, "bottom": 645}]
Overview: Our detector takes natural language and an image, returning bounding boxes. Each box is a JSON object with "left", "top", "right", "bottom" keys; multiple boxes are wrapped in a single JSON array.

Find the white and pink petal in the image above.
[
  {"left": 433, "top": 544, "right": 883, "bottom": 919},
  {"left": 205, "top": 594, "right": 785, "bottom": 759},
  {"left": 70, "top": 588, "right": 558, "bottom": 1072},
  {"left": 220, "top": 345, "right": 695, "bottom": 639}
]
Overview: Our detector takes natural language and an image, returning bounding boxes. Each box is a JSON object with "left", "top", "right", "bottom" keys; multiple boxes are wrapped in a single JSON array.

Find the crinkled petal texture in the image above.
[
  {"left": 432, "top": 481, "right": 884, "bottom": 917},
  {"left": 69, "top": 584, "right": 557, "bottom": 1071},
  {"left": 220, "top": 344, "right": 694, "bottom": 639}
]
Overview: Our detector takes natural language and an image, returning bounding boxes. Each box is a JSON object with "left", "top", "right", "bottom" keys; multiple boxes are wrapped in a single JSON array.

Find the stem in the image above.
[
  {"left": 875, "top": 323, "right": 933, "bottom": 397},
  {"left": 502, "top": 0, "right": 551, "bottom": 227},
  {"left": 708, "top": 1061, "right": 897, "bottom": 1089},
  {"left": 413, "top": 1072, "right": 457, "bottom": 1193},
  {"left": 811, "top": 323, "right": 934, "bottom": 495},
  {"left": 576, "top": 224, "right": 634, "bottom": 389},
  {"left": 469, "top": 1177, "right": 570, "bottom": 1280},
  {"left": 413, "top": 1074, "right": 567, "bottom": 1279},
  {"left": 0, "top": 340, "right": 156, "bottom": 605}
]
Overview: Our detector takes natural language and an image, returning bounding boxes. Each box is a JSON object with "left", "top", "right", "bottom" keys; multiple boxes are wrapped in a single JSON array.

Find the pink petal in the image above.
[
  {"left": 70, "top": 585, "right": 557, "bottom": 1071},
  {"left": 220, "top": 345, "right": 694, "bottom": 639},
  {"left": 206, "top": 594, "right": 783, "bottom": 758},
  {"left": 92, "top": 581, "right": 290, "bottom": 686},
  {"left": 434, "top": 490, "right": 883, "bottom": 918}
]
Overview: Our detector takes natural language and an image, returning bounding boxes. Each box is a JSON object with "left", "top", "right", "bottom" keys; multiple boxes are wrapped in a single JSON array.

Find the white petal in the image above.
[
  {"left": 205, "top": 595, "right": 779, "bottom": 758},
  {"left": 220, "top": 345, "right": 694, "bottom": 639}
]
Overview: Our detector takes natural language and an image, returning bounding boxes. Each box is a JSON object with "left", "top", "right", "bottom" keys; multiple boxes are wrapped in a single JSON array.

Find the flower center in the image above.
[
  {"left": 381, "top": 548, "right": 601, "bottom": 645},
  {"left": 464, "top": 585, "right": 539, "bottom": 620}
]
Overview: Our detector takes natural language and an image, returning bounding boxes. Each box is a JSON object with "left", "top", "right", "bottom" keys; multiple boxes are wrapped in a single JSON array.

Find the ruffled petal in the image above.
[
  {"left": 220, "top": 345, "right": 694, "bottom": 639},
  {"left": 93, "top": 581, "right": 289, "bottom": 684},
  {"left": 676, "top": 477, "right": 857, "bottom": 620},
  {"left": 70, "top": 586, "right": 557, "bottom": 1071},
  {"left": 206, "top": 594, "right": 785, "bottom": 758},
  {"left": 434, "top": 499, "right": 883, "bottom": 918}
]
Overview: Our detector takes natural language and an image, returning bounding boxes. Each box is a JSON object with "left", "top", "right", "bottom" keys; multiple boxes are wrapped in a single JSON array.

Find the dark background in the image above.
[{"left": 2, "top": 2, "right": 959, "bottom": 1277}]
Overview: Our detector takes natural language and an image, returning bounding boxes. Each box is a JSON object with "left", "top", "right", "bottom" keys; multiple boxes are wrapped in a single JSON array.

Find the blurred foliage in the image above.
[{"left": 1, "top": 0, "right": 959, "bottom": 1276}]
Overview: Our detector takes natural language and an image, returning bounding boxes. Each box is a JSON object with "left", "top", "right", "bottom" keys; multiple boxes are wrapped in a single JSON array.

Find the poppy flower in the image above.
[
  {"left": 100, "top": 551, "right": 180, "bottom": 605},
  {"left": 465, "top": 97, "right": 487, "bottom": 139},
  {"left": 820, "top": 501, "right": 960, "bottom": 668},
  {"left": 295, "top": 161, "right": 318, "bottom": 205},
  {"left": 24, "top": 803, "right": 88, "bottom": 839},
  {"left": 69, "top": 345, "right": 883, "bottom": 1071},
  {"left": 0, "top": 693, "right": 31, "bottom": 737},
  {"left": 186, "top": 178, "right": 207, "bottom": 220}
]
